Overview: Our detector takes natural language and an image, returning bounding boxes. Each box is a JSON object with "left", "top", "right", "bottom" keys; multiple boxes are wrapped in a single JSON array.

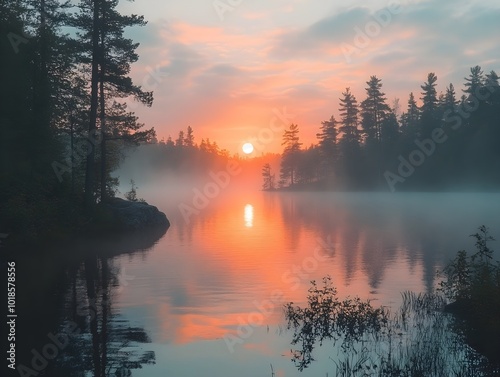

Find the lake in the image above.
[{"left": 13, "top": 191, "right": 500, "bottom": 376}]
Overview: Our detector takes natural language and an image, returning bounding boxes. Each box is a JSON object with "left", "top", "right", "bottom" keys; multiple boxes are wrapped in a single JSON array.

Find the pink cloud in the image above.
[{"left": 127, "top": 2, "right": 500, "bottom": 154}]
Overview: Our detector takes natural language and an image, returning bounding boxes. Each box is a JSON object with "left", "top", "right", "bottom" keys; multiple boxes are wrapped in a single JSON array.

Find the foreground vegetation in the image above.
[
  {"left": 284, "top": 226, "right": 500, "bottom": 376},
  {"left": 439, "top": 225, "right": 500, "bottom": 364}
]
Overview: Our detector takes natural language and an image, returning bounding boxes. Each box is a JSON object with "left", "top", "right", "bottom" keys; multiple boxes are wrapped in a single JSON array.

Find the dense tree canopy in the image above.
[
  {"left": 268, "top": 68, "right": 500, "bottom": 191},
  {"left": 0, "top": 0, "right": 156, "bottom": 242}
]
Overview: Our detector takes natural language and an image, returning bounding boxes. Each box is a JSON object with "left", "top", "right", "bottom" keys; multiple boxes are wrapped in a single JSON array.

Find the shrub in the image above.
[
  {"left": 439, "top": 225, "right": 500, "bottom": 323},
  {"left": 125, "top": 179, "right": 138, "bottom": 201}
]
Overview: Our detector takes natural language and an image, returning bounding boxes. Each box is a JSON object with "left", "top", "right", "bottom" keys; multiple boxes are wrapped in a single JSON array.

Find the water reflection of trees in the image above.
[
  {"left": 284, "top": 277, "right": 499, "bottom": 376},
  {"left": 44, "top": 228, "right": 167, "bottom": 376},
  {"left": 274, "top": 193, "right": 500, "bottom": 291},
  {"left": 11, "top": 225, "right": 166, "bottom": 376},
  {"left": 56, "top": 254, "right": 156, "bottom": 377}
]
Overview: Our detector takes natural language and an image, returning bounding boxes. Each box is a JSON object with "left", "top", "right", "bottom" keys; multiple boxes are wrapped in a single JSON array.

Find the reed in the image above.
[{"left": 284, "top": 283, "right": 498, "bottom": 376}]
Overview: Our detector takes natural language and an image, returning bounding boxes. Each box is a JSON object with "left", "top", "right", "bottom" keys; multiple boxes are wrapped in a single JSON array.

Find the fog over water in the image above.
[
  {"left": 107, "top": 187, "right": 500, "bottom": 376},
  {"left": 104, "top": 151, "right": 500, "bottom": 375}
]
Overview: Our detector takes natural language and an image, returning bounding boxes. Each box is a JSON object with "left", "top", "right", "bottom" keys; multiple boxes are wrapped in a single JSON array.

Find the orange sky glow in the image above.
[{"left": 121, "top": 0, "right": 500, "bottom": 155}]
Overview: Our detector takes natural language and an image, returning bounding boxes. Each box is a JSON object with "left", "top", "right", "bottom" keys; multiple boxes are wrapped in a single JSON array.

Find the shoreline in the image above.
[{"left": 1, "top": 198, "right": 170, "bottom": 254}]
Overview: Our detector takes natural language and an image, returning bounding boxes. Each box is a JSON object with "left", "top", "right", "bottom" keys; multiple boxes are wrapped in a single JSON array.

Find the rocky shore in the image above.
[{"left": 105, "top": 197, "right": 170, "bottom": 231}]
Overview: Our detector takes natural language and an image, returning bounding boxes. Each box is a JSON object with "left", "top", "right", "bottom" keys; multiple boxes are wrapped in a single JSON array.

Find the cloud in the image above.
[
  {"left": 205, "top": 64, "right": 243, "bottom": 76},
  {"left": 124, "top": 0, "right": 500, "bottom": 153},
  {"left": 162, "top": 43, "right": 207, "bottom": 79},
  {"left": 270, "top": 7, "right": 371, "bottom": 58}
]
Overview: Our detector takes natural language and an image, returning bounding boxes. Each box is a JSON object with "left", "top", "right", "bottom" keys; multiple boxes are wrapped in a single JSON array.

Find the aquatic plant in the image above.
[
  {"left": 438, "top": 225, "right": 500, "bottom": 365},
  {"left": 284, "top": 277, "right": 498, "bottom": 376}
]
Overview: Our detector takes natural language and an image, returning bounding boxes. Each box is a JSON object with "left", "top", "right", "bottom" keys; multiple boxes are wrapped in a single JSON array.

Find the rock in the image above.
[{"left": 105, "top": 197, "right": 170, "bottom": 231}]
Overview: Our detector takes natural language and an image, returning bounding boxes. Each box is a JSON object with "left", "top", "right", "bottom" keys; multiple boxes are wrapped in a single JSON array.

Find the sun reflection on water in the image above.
[{"left": 244, "top": 204, "right": 253, "bottom": 227}]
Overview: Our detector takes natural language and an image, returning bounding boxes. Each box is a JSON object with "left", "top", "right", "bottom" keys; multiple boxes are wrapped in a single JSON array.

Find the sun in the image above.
[{"left": 242, "top": 142, "right": 254, "bottom": 155}]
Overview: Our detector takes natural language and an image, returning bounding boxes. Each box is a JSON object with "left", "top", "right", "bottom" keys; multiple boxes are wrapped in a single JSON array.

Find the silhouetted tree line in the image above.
[
  {"left": 273, "top": 67, "right": 500, "bottom": 191},
  {"left": 0, "top": 0, "right": 155, "bottom": 241},
  {"left": 122, "top": 125, "right": 236, "bottom": 174}
]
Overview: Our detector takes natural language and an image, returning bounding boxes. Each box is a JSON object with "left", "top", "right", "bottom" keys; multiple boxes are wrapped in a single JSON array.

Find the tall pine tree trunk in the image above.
[
  {"left": 84, "top": 0, "right": 100, "bottom": 208},
  {"left": 99, "top": 85, "right": 107, "bottom": 203},
  {"left": 31, "top": 0, "right": 51, "bottom": 177},
  {"left": 99, "top": 23, "right": 107, "bottom": 203},
  {"left": 70, "top": 114, "right": 75, "bottom": 195}
]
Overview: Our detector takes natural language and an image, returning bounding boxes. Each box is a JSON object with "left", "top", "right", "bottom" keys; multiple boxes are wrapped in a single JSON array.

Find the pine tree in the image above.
[
  {"left": 81, "top": 0, "right": 101, "bottom": 207},
  {"left": 441, "top": 83, "right": 459, "bottom": 113},
  {"left": 28, "top": 0, "right": 74, "bottom": 180},
  {"left": 360, "top": 76, "right": 391, "bottom": 144},
  {"left": 485, "top": 70, "right": 499, "bottom": 88},
  {"left": 0, "top": 0, "right": 80, "bottom": 235},
  {"left": 0, "top": 0, "right": 33, "bottom": 192},
  {"left": 407, "top": 92, "right": 420, "bottom": 124},
  {"left": 262, "top": 163, "right": 275, "bottom": 190},
  {"left": 316, "top": 115, "right": 338, "bottom": 178},
  {"left": 71, "top": 0, "right": 153, "bottom": 204},
  {"left": 199, "top": 138, "right": 207, "bottom": 152},
  {"left": 100, "top": 0, "right": 152, "bottom": 202},
  {"left": 484, "top": 70, "right": 500, "bottom": 108},
  {"left": 279, "top": 124, "right": 302, "bottom": 186},
  {"left": 401, "top": 92, "right": 420, "bottom": 135},
  {"left": 380, "top": 110, "right": 400, "bottom": 145},
  {"left": 166, "top": 136, "right": 174, "bottom": 148},
  {"left": 185, "top": 126, "right": 195, "bottom": 147},
  {"left": 339, "top": 88, "right": 360, "bottom": 144},
  {"left": 421, "top": 73, "right": 438, "bottom": 113},
  {"left": 338, "top": 87, "right": 361, "bottom": 160},
  {"left": 419, "top": 73, "right": 439, "bottom": 138},
  {"left": 176, "top": 131, "right": 185, "bottom": 147},
  {"left": 296, "top": 145, "right": 322, "bottom": 184},
  {"left": 463, "top": 65, "right": 484, "bottom": 97},
  {"left": 337, "top": 88, "right": 364, "bottom": 186}
]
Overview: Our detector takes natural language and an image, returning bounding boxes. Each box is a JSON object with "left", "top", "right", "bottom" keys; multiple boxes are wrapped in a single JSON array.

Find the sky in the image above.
[{"left": 119, "top": 0, "right": 500, "bottom": 155}]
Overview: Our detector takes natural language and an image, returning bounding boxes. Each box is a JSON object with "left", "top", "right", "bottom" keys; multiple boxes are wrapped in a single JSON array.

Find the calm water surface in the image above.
[
  {"left": 21, "top": 192, "right": 500, "bottom": 376},
  {"left": 103, "top": 192, "right": 500, "bottom": 377}
]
